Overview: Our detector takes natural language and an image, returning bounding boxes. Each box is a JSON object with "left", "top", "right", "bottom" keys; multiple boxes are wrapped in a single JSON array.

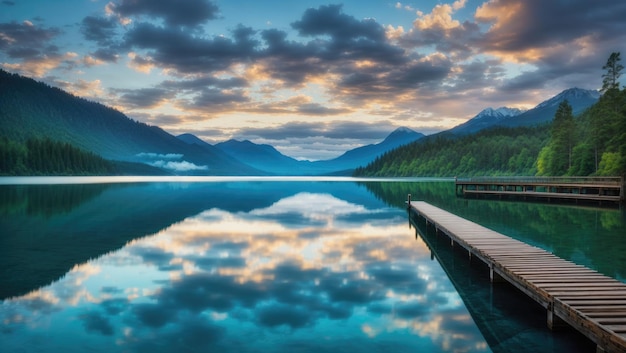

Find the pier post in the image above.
[
  {"left": 547, "top": 304, "right": 567, "bottom": 330},
  {"left": 407, "top": 194, "right": 411, "bottom": 209},
  {"left": 489, "top": 266, "right": 505, "bottom": 283}
]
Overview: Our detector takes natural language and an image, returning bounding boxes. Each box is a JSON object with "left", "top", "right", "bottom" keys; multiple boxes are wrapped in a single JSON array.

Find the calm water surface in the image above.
[{"left": 1, "top": 177, "right": 623, "bottom": 352}]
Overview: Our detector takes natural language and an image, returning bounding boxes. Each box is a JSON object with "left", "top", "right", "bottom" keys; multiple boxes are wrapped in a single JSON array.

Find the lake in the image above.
[{"left": 1, "top": 177, "right": 624, "bottom": 352}]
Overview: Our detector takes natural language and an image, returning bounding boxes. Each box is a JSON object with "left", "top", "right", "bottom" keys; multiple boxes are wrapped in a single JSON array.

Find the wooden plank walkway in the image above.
[{"left": 408, "top": 200, "right": 626, "bottom": 353}]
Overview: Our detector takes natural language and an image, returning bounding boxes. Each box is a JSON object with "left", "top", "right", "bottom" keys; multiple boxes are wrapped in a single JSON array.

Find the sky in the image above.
[{"left": 1, "top": 0, "right": 625, "bottom": 160}]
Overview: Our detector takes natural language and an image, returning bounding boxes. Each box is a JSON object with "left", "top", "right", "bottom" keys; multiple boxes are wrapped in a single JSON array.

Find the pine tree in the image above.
[
  {"left": 601, "top": 52, "right": 623, "bottom": 94},
  {"left": 547, "top": 100, "right": 575, "bottom": 175}
]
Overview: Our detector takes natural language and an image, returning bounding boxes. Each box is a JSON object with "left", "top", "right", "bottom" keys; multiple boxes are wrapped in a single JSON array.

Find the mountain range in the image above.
[
  {"left": 179, "top": 127, "right": 424, "bottom": 175},
  {"left": 450, "top": 88, "right": 600, "bottom": 135},
  {"left": 0, "top": 69, "right": 601, "bottom": 175},
  {"left": 205, "top": 127, "right": 425, "bottom": 175}
]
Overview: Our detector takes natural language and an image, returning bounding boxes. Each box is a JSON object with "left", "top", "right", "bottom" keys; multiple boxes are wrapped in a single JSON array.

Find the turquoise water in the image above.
[{"left": 1, "top": 178, "right": 622, "bottom": 352}]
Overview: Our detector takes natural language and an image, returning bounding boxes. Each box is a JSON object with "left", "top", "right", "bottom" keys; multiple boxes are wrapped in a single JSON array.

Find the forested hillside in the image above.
[
  {"left": 0, "top": 138, "right": 114, "bottom": 175},
  {"left": 537, "top": 59, "right": 626, "bottom": 176},
  {"left": 355, "top": 52, "right": 626, "bottom": 178},
  {"left": 354, "top": 126, "right": 549, "bottom": 177},
  {"left": 0, "top": 69, "right": 261, "bottom": 175}
]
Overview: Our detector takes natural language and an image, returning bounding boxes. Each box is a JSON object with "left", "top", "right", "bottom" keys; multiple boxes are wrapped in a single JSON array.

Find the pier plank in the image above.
[{"left": 408, "top": 200, "right": 626, "bottom": 353}]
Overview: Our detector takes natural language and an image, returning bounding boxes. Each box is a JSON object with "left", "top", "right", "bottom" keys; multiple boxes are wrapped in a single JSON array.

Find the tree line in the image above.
[
  {"left": 0, "top": 137, "right": 114, "bottom": 175},
  {"left": 355, "top": 52, "right": 626, "bottom": 178},
  {"left": 354, "top": 126, "right": 549, "bottom": 177},
  {"left": 538, "top": 52, "right": 625, "bottom": 176}
]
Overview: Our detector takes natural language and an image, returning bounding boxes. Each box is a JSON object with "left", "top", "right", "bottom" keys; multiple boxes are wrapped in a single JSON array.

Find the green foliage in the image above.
[
  {"left": 597, "top": 152, "right": 622, "bottom": 176},
  {"left": 0, "top": 138, "right": 115, "bottom": 175},
  {"left": 535, "top": 146, "right": 552, "bottom": 176},
  {"left": 569, "top": 143, "right": 595, "bottom": 176},
  {"left": 576, "top": 82, "right": 626, "bottom": 175},
  {"left": 539, "top": 100, "right": 576, "bottom": 176}
]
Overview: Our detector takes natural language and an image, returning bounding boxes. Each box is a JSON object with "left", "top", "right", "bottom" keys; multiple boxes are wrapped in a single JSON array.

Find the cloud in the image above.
[
  {"left": 2, "top": 51, "right": 78, "bottom": 77},
  {"left": 243, "top": 95, "right": 351, "bottom": 117},
  {"left": 475, "top": 0, "right": 626, "bottom": 60},
  {"left": 115, "top": 87, "right": 174, "bottom": 108},
  {"left": 126, "top": 52, "right": 154, "bottom": 73},
  {"left": 80, "top": 16, "right": 118, "bottom": 46},
  {"left": 52, "top": 78, "right": 105, "bottom": 99},
  {"left": 149, "top": 160, "right": 208, "bottom": 172},
  {"left": 413, "top": 0, "right": 466, "bottom": 31},
  {"left": 0, "top": 21, "right": 61, "bottom": 54},
  {"left": 132, "top": 112, "right": 186, "bottom": 126},
  {"left": 107, "top": 0, "right": 220, "bottom": 27},
  {"left": 236, "top": 120, "right": 394, "bottom": 141},
  {"left": 100, "top": 298, "right": 128, "bottom": 315},
  {"left": 0, "top": 21, "right": 82, "bottom": 77},
  {"left": 0, "top": 21, "right": 61, "bottom": 59},
  {"left": 181, "top": 87, "right": 249, "bottom": 112},
  {"left": 292, "top": 4, "right": 386, "bottom": 44},
  {"left": 366, "top": 263, "right": 427, "bottom": 295},
  {"left": 90, "top": 47, "right": 119, "bottom": 63},
  {"left": 136, "top": 152, "right": 183, "bottom": 159},
  {"left": 133, "top": 152, "right": 207, "bottom": 171},
  {"left": 253, "top": 5, "right": 411, "bottom": 93},
  {"left": 79, "top": 311, "right": 114, "bottom": 336},
  {"left": 297, "top": 103, "right": 351, "bottom": 116},
  {"left": 161, "top": 75, "right": 248, "bottom": 91},
  {"left": 255, "top": 303, "right": 314, "bottom": 329},
  {"left": 153, "top": 273, "right": 267, "bottom": 313},
  {"left": 132, "top": 303, "right": 178, "bottom": 328},
  {"left": 123, "top": 314, "right": 225, "bottom": 353},
  {"left": 122, "top": 22, "right": 258, "bottom": 74}
]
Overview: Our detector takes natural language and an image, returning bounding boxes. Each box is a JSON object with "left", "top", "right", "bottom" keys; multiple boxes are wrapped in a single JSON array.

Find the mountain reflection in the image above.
[{"left": 1, "top": 184, "right": 489, "bottom": 353}]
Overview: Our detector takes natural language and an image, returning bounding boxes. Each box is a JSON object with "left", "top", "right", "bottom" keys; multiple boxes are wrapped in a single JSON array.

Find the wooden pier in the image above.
[
  {"left": 455, "top": 176, "right": 624, "bottom": 205},
  {"left": 407, "top": 200, "right": 626, "bottom": 353}
]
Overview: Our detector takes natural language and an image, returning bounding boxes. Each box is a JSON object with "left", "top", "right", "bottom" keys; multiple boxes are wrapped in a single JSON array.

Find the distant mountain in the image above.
[
  {"left": 214, "top": 139, "right": 305, "bottom": 175},
  {"left": 0, "top": 70, "right": 258, "bottom": 175},
  {"left": 500, "top": 88, "right": 600, "bottom": 128},
  {"left": 450, "top": 88, "right": 600, "bottom": 135},
  {"left": 179, "top": 127, "right": 424, "bottom": 175},
  {"left": 450, "top": 107, "right": 525, "bottom": 135}
]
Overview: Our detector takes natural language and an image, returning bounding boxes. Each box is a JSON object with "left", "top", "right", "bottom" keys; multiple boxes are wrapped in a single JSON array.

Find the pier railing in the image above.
[{"left": 455, "top": 176, "right": 624, "bottom": 204}]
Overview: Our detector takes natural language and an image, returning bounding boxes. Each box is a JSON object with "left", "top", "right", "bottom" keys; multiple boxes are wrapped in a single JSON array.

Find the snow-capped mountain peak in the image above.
[{"left": 474, "top": 107, "right": 525, "bottom": 120}]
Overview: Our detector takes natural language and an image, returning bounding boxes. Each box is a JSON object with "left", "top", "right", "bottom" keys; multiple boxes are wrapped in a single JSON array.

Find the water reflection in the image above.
[
  {"left": 362, "top": 181, "right": 626, "bottom": 282},
  {"left": 0, "top": 182, "right": 489, "bottom": 353}
]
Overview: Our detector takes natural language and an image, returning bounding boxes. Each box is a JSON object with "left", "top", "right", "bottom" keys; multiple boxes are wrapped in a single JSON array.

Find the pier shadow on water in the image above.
[{"left": 408, "top": 211, "right": 596, "bottom": 353}]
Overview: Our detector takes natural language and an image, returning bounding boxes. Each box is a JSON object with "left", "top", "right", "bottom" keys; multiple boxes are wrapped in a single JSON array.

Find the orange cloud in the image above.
[
  {"left": 127, "top": 52, "right": 155, "bottom": 74},
  {"left": 2, "top": 52, "right": 78, "bottom": 77},
  {"left": 475, "top": 0, "right": 523, "bottom": 31},
  {"left": 414, "top": 0, "right": 467, "bottom": 30}
]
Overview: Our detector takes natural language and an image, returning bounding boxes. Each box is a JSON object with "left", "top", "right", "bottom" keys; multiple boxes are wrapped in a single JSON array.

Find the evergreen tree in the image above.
[
  {"left": 601, "top": 52, "right": 623, "bottom": 94},
  {"left": 536, "top": 100, "right": 576, "bottom": 176}
]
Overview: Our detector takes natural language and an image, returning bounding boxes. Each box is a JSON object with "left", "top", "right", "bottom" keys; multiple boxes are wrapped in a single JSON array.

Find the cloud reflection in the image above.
[{"left": 0, "top": 191, "right": 489, "bottom": 352}]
